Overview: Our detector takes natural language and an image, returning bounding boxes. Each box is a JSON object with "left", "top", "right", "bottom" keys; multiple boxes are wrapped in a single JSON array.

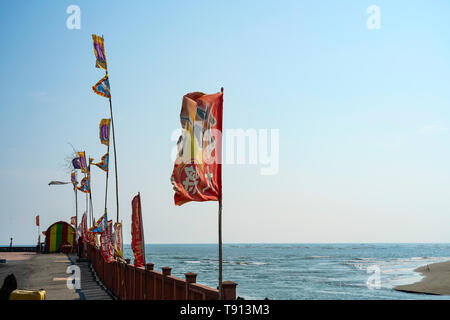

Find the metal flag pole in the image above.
[
  {"left": 104, "top": 143, "right": 111, "bottom": 219},
  {"left": 102, "top": 35, "right": 120, "bottom": 224},
  {"left": 88, "top": 160, "right": 95, "bottom": 227},
  {"left": 74, "top": 187, "right": 78, "bottom": 233},
  {"left": 85, "top": 172, "right": 89, "bottom": 227},
  {"left": 108, "top": 97, "right": 119, "bottom": 223},
  {"left": 218, "top": 197, "right": 223, "bottom": 299},
  {"left": 218, "top": 87, "right": 224, "bottom": 300}
]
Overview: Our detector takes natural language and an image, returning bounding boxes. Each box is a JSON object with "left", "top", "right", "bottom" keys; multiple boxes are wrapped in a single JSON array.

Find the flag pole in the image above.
[
  {"left": 102, "top": 35, "right": 120, "bottom": 224},
  {"left": 108, "top": 97, "right": 119, "bottom": 223},
  {"left": 104, "top": 144, "right": 110, "bottom": 218},
  {"left": 85, "top": 172, "right": 89, "bottom": 227},
  {"left": 218, "top": 198, "right": 223, "bottom": 299},
  {"left": 74, "top": 187, "right": 78, "bottom": 233},
  {"left": 218, "top": 87, "right": 224, "bottom": 300},
  {"left": 88, "top": 159, "right": 95, "bottom": 227}
]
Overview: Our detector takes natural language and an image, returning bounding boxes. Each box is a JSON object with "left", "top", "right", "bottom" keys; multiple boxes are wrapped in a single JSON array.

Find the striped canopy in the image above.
[{"left": 44, "top": 221, "right": 75, "bottom": 253}]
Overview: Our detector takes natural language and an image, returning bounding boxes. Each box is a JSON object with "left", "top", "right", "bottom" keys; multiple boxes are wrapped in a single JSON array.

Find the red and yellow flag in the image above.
[
  {"left": 99, "top": 118, "right": 111, "bottom": 146},
  {"left": 170, "top": 90, "right": 223, "bottom": 206},
  {"left": 92, "top": 34, "right": 107, "bottom": 71},
  {"left": 131, "top": 193, "right": 145, "bottom": 267}
]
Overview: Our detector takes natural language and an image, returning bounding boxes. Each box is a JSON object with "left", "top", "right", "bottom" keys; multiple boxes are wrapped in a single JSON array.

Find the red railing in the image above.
[{"left": 84, "top": 243, "right": 237, "bottom": 300}]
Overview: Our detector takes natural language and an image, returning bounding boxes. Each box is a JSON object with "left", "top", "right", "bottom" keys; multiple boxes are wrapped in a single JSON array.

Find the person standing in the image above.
[{"left": 9, "top": 238, "right": 13, "bottom": 252}]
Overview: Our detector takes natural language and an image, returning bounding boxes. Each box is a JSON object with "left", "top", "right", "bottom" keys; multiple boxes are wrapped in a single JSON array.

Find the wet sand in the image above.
[{"left": 394, "top": 260, "right": 450, "bottom": 296}]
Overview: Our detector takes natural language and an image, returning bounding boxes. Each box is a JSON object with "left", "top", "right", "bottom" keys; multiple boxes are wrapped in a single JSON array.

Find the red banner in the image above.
[
  {"left": 100, "top": 220, "right": 114, "bottom": 263},
  {"left": 80, "top": 212, "right": 88, "bottom": 242},
  {"left": 36, "top": 215, "right": 40, "bottom": 226},
  {"left": 131, "top": 193, "right": 145, "bottom": 267},
  {"left": 171, "top": 91, "right": 223, "bottom": 206}
]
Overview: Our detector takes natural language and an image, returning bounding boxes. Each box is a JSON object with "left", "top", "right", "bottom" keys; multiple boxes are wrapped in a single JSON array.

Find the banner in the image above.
[
  {"left": 170, "top": 91, "right": 223, "bottom": 206},
  {"left": 70, "top": 216, "right": 76, "bottom": 226},
  {"left": 76, "top": 176, "right": 90, "bottom": 193},
  {"left": 78, "top": 151, "right": 87, "bottom": 173},
  {"left": 92, "top": 34, "right": 107, "bottom": 70},
  {"left": 71, "top": 172, "right": 78, "bottom": 189},
  {"left": 99, "top": 119, "right": 111, "bottom": 146},
  {"left": 72, "top": 157, "right": 81, "bottom": 170},
  {"left": 36, "top": 215, "right": 39, "bottom": 227},
  {"left": 100, "top": 220, "right": 115, "bottom": 263},
  {"left": 81, "top": 212, "right": 88, "bottom": 242},
  {"left": 92, "top": 75, "right": 111, "bottom": 98},
  {"left": 93, "top": 153, "right": 109, "bottom": 172},
  {"left": 89, "top": 210, "right": 107, "bottom": 234},
  {"left": 112, "top": 221, "right": 123, "bottom": 259},
  {"left": 131, "top": 193, "right": 145, "bottom": 267}
]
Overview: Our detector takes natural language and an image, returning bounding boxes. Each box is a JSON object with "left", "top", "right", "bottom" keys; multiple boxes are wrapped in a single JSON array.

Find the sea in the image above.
[{"left": 123, "top": 243, "right": 450, "bottom": 300}]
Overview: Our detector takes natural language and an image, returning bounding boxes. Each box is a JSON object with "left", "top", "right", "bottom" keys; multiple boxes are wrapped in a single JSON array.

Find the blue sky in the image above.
[{"left": 0, "top": 1, "right": 449, "bottom": 245}]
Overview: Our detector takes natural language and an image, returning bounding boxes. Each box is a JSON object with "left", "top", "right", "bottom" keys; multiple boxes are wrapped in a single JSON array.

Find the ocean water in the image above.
[{"left": 123, "top": 243, "right": 450, "bottom": 300}]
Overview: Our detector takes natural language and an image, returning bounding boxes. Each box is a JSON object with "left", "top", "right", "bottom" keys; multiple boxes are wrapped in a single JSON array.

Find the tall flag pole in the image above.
[
  {"left": 97, "top": 118, "right": 111, "bottom": 217},
  {"left": 88, "top": 157, "right": 95, "bottom": 227},
  {"left": 71, "top": 171, "right": 78, "bottom": 236},
  {"left": 170, "top": 88, "right": 224, "bottom": 298},
  {"left": 92, "top": 34, "right": 120, "bottom": 224}
]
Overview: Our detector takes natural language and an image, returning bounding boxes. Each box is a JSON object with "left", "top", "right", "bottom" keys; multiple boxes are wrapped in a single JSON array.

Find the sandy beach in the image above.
[{"left": 394, "top": 260, "right": 450, "bottom": 296}]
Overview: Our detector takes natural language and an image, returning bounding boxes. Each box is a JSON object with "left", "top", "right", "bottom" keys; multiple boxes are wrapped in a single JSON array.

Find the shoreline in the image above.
[{"left": 394, "top": 260, "right": 450, "bottom": 296}]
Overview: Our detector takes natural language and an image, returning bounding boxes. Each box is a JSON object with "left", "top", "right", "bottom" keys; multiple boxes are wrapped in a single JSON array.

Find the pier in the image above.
[
  {"left": 0, "top": 245, "right": 237, "bottom": 300},
  {"left": 0, "top": 251, "right": 112, "bottom": 300}
]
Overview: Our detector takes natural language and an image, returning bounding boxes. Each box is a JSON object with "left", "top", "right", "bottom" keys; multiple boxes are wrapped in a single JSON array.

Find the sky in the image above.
[{"left": 0, "top": 0, "right": 449, "bottom": 245}]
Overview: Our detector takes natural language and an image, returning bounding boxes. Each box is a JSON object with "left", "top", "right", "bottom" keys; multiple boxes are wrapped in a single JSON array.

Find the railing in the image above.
[{"left": 85, "top": 243, "right": 237, "bottom": 300}]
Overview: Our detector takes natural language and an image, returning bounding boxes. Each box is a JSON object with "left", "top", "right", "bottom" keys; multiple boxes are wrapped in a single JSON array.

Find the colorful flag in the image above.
[
  {"left": 89, "top": 210, "right": 108, "bottom": 234},
  {"left": 76, "top": 176, "right": 90, "bottom": 193},
  {"left": 80, "top": 212, "right": 88, "bottom": 242},
  {"left": 70, "top": 216, "right": 76, "bottom": 226},
  {"left": 131, "top": 193, "right": 145, "bottom": 267},
  {"left": 72, "top": 157, "right": 81, "bottom": 170},
  {"left": 112, "top": 221, "right": 123, "bottom": 259},
  {"left": 36, "top": 215, "right": 39, "bottom": 227},
  {"left": 78, "top": 152, "right": 87, "bottom": 173},
  {"left": 170, "top": 91, "right": 223, "bottom": 206},
  {"left": 99, "top": 119, "right": 111, "bottom": 146},
  {"left": 100, "top": 220, "right": 115, "bottom": 263},
  {"left": 93, "top": 153, "right": 109, "bottom": 172},
  {"left": 92, "top": 34, "right": 107, "bottom": 70},
  {"left": 71, "top": 172, "right": 78, "bottom": 189},
  {"left": 92, "top": 75, "right": 111, "bottom": 98}
]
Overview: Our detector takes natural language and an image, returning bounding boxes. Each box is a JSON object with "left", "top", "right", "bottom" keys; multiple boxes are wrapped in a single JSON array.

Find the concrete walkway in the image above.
[{"left": 0, "top": 252, "right": 113, "bottom": 300}]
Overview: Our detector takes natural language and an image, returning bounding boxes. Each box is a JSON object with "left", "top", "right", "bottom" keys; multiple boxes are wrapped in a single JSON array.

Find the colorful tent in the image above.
[{"left": 44, "top": 221, "right": 76, "bottom": 253}]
